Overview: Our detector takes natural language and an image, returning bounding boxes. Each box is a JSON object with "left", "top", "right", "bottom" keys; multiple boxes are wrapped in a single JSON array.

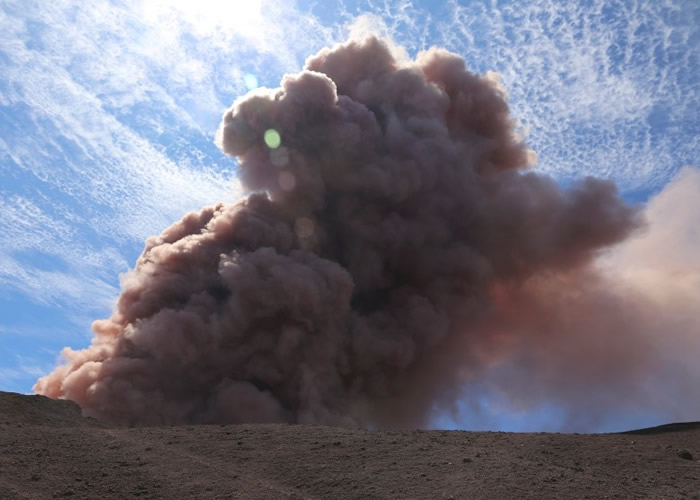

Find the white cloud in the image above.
[
  {"left": 437, "top": 0, "right": 697, "bottom": 189},
  {"left": 0, "top": 0, "right": 249, "bottom": 313},
  {"left": 0, "top": 195, "right": 122, "bottom": 311},
  {"left": 0, "top": 354, "right": 55, "bottom": 390}
]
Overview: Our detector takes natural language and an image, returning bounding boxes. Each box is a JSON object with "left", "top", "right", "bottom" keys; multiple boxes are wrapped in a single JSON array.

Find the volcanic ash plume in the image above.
[{"left": 38, "top": 37, "right": 679, "bottom": 428}]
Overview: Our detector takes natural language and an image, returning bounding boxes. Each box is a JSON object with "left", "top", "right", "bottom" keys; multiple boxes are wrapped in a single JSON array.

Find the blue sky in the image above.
[{"left": 1, "top": 0, "right": 698, "bottom": 432}]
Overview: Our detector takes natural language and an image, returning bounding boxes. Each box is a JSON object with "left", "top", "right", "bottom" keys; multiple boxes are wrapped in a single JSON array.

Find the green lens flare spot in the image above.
[
  {"left": 243, "top": 73, "right": 258, "bottom": 91},
  {"left": 264, "top": 129, "right": 281, "bottom": 149}
]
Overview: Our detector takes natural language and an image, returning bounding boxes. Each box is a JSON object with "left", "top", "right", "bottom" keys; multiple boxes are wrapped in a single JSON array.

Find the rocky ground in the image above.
[{"left": 0, "top": 392, "right": 698, "bottom": 499}]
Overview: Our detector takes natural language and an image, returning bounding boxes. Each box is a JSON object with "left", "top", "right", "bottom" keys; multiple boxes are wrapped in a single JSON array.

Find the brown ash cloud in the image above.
[{"left": 37, "top": 37, "right": 681, "bottom": 429}]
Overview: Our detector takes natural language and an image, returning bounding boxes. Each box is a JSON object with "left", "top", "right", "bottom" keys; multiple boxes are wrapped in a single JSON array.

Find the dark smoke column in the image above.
[{"left": 35, "top": 37, "right": 640, "bottom": 428}]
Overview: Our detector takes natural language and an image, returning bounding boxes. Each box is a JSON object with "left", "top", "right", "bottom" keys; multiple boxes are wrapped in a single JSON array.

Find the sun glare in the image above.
[{"left": 146, "top": 0, "right": 265, "bottom": 39}]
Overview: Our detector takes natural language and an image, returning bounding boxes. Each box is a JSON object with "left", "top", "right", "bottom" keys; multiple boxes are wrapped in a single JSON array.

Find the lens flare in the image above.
[
  {"left": 264, "top": 129, "right": 281, "bottom": 149},
  {"left": 244, "top": 73, "right": 258, "bottom": 91},
  {"left": 278, "top": 171, "right": 296, "bottom": 191},
  {"left": 270, "top": 146, "right": 289, "bottom": 167},
  {"left": 294, "top": 217, "right": 314, "bottom": 239}
]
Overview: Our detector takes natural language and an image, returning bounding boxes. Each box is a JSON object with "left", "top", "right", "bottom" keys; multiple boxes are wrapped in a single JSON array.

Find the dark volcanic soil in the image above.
[{"left": 0, "top": 392, "right": 698, "bottom": 499}]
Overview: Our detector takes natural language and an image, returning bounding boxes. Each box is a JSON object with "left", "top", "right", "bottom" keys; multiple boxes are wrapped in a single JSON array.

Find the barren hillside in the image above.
[{"left": 0, "top": 392, "right": 698, "bottom": 499}]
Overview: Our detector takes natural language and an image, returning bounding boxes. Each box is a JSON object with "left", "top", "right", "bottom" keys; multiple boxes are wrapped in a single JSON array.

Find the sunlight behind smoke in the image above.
[{"left": 143, "top": 0, "right": 265, "bottom": 40}]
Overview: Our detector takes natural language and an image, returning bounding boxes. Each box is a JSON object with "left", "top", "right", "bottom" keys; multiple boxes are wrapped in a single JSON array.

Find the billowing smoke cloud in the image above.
[
  {"left": 461, "top": 165, "right": 700, "bottom": 429},
  {"left": 35, "top": 38, "right": 698, "bottom": 428}
]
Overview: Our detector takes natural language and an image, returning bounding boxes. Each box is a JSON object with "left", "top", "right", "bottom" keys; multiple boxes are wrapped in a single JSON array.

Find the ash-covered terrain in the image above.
[{"left": 1, "top": 392, "right": 698, "bottom": 499}]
